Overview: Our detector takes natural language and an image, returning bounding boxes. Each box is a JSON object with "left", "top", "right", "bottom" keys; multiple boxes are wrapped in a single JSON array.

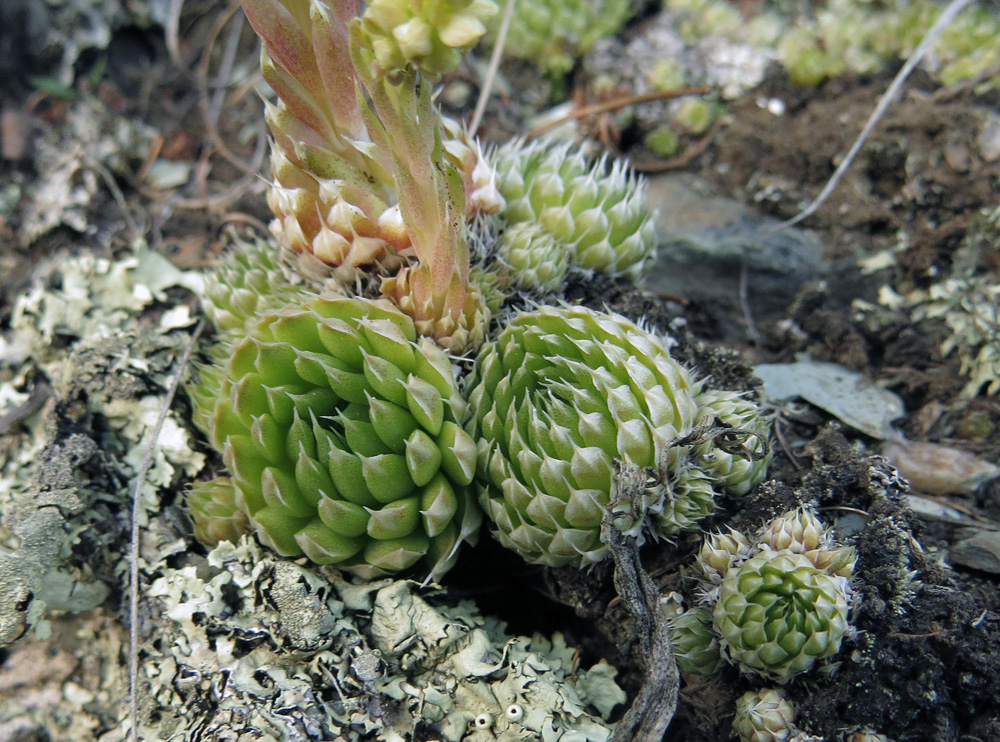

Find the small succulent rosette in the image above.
[
  {"left": 491, "top": 136, "right": 657, "bottom": 284},
  {"left": 188, "top": 295, "right": 482, "bottom": 581},
  {"left": 488, "top": 0, "right": 633, "bottom": 76},
  {"left": 732, "top": 688, "right": 822, "bottom": 742},
  {"left": 675, "top": 507, "right": 857, "bottom": 683},
  {"left": 467, "top": 304, "right": 770, "bottom": 568},
  {"left": 360, "top": 0, "right": 498, "bottom": 79}
]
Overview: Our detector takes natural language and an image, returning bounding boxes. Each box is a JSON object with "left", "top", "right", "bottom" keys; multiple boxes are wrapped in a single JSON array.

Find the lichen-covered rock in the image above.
[
  {"left": 0, "top": 249, "right": 205, "bottom": 647},
  {"left": 145, "top": 539, "right": 625, "bottom": 741}
]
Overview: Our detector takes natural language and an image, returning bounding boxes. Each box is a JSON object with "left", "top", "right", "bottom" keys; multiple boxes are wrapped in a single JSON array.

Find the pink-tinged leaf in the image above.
[
  {"left": 310, "top": 0, "right": 364, "bottom": 139},
  {"left": 261, "top": 48, "right": 335, "bottom": 142},
  {"left": 243, "top": 0, "right": 327, "bottom": 113},
  {"left": 331, "top": 182, "right": 392, "bottom": 224},
  {"left": 346, "top": 21, "right": 469, "bottom": 322},
  {"left": 295, "top": 140, "right": 369, "bottom": 182},
  {"left": 354, "top": 83, "right": 396, "bottom": 180},
  {"left": 264, "top": 99, "right": 333, "bottom": 159}
]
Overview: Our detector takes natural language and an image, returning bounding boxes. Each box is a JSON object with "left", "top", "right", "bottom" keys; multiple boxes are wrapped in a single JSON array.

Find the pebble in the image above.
[
  {"left": 978, "top": 112, "right": 1000, "bottom": 162},
  {"left": 951, "top": 530, "right": 1000, "bottom": 574},
  {"left": 884, "top": 439, "right": 1000, "bottom": 496},
  {"left": 645, "top": 173, "right": 828, "bottom": 342}
]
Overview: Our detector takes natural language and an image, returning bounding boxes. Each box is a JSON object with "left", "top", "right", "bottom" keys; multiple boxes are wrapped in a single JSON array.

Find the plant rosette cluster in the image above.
[
  {"left": 671, "top": 507, "right": 857, "bottom": 682},
  {"left": 188, "top": 292, "right": 481, "bottom": 582},
  {"left": 465, "top": 303, "right": 771, "bottom": 568},
  {"left": 187, "top": 0, "right": 773, "bottom": 584}
]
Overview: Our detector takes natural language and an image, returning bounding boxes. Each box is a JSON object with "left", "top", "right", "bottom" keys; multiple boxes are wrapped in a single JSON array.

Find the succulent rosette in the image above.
[
  {"left": 732, "top": 688, "right": 804, "bottom": 742},
  {"left": 496, "top": 221, "right": 569, "bottom": 293},
  {"left": 200, "top": 236, "right": 306, "bottom": 338},
  {"left": 489, "top": 0, "right": 632, "bottom": 76},
  {"left": 492, "top": 137, "right": 656, "bottom": 281},
  {"left": 186, "top": 477, "right": 251, "bottom": 548},
  {"left": 713, "top": 549, "right": 852, "bottom": 681},
  {"left": 466, "top": 304, "right": 701, "bottom": 567},
  {"left": 669, "top": 606, "right": 722, "bottom": 676},
  {"left": 189, "top": 295, "right": 481, "bottom": 581},
  {"left": 691, "top": 388, "right": 773, "bottom": 496},
  {"left": 686, "top": 508, "right": 857, "bottom": 682},
  {"left": 380, "top": 262, "right": 494, "bottom": 355}
]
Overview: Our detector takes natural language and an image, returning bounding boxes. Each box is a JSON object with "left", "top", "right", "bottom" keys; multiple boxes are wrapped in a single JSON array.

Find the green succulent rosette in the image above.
[
  {"left": 669, "top": 606, "right": 722, "bottom": 676},
  {"left": 190, "top": 295, "right": 481, "bottom": 581},
  {"left": 492, "top": 137, "right": 657, "bottom": 282},
  {"left": 201, "top": 236, "right": 307, "bottom": 338},
  {"left": 496, "top": 221, "right": 569, "bottom": 293},
  {"left": 490, "top": 0, "right": 632, "bottom": 76},
  {"left": 691, "top": 388, "right": 772, "bottom": 496},
  {"left": 714, "top": 549, "right": 852, "bottom": 681},
  {"left": 186, "top": 477, "right": 251, "bottom": 547},
  {"left": 732, "top": 688, "right": 800, "bottom": 742},
  {"left": 466, "top": 304, "right": 700, "bottom": 567}
]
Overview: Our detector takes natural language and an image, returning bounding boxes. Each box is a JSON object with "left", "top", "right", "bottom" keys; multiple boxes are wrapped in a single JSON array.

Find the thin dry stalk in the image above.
[
  {"left": 128, "top": 320, "right": 205, "bottom": 742},
  {"left": 470, "top": 0, "right": 517, "bottom": 133}
]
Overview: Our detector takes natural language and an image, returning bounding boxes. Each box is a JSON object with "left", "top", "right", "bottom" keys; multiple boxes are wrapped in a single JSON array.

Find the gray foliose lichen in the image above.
[
  {"left": 145, "top": 537, "right": 625, "bottom": 741},
  {"left": 0, "top": 247, "right": 204, "bottom": 645}
]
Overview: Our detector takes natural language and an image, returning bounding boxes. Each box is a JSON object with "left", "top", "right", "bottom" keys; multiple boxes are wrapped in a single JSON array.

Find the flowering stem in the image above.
[{"left": 351, "top": 30, "right": 469, "bottom": 316}]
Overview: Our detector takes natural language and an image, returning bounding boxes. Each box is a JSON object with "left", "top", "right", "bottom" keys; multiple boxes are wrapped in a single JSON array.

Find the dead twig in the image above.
[
  {"left": 629, "top": 118, "right": 725, "bottom": 172},
  {"left": 470, "top": 0, "right": 517, "bottom": 134},
  {"left": 129, "top": 320, "right": 205, "bottom": 742},
  {"left": 525, "top": 87, "right": 711, "bottom": 141},
  {"left": 0, "top": 381, "right": 51, "bottom": 435},
  {"left": 87, "top": 156, "right": 143, "bottom": 239},
  {"left": 197, "top": 0, "right": 262, "bottom": 175},
  {"left": 603, "top": 459, "right": 679, "bottom": 742}
]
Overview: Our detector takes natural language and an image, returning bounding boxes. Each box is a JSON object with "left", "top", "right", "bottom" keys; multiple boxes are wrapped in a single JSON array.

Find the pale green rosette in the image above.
[
  {"left": 360, "top": 0, "right": 498, "bottom": 79},
  {"left": 692, "top": 388, "right": 772, "bottom": 496},
  {"left": 714, "top": 549, "right": 852, "bottom": 681},
  {"left": 493, "top": 137, "right": 657, "bottom": 281},
  {"left": 491, "top": 0, "right": 632, "bottom": 76},
  {"left": 186, "top": 477, "right": 251, "bottom": 548},
  {"left": 669, "top": 606, "right": 722, "bottom": 676},
  {"left": 732, "top": 688, "right": 802, "bottom": 742},
  {"left": 466, "top": 304, "right": 699, "bottom": 567},
  {"left": 200, "top": 236, "right": 307, "bottom": 338},
  {"left": 497, "top": 221, "right": 569, "bottom": 293},
  {"left": 190, "top": 296, "right": 481, "bottom": 581}
]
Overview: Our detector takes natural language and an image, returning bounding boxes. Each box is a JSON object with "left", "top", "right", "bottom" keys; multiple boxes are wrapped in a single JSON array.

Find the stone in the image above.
[{"left": 644, "top": 173, "right": 828, "bottom": 341}]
